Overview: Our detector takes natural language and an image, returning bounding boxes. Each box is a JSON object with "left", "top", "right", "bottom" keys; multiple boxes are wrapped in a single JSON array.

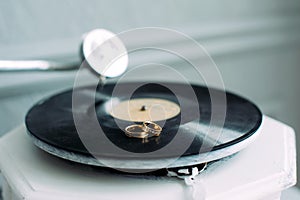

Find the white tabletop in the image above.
[{"left": 0, "top": 116, "right": 296, "bottom": 200}]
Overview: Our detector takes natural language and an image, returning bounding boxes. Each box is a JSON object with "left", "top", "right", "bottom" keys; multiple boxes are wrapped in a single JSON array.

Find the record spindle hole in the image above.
[{"left": 140, "top": 105, "right": 147, "bottom": 111}]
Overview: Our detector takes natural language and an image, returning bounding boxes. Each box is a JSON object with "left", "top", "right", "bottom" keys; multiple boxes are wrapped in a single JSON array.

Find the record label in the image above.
[{"left": 108, "top": 98, "right": 181, "bottom": 122}]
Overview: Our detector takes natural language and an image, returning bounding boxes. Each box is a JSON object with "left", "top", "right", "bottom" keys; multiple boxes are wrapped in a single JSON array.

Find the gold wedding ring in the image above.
[
  {"left": 142, "top": 121, "right": 162, "bottom": 137},
  {"left": 125, "top": 124, "right": 148, "bottom": 138},
  {"left": 125, "top": 121, "right": 162, "bottom": 139}
]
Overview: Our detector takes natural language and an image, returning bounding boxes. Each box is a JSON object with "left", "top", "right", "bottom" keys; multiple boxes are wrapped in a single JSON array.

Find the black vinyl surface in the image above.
[{"left": 25, "top": 82, "right": 262, "bottom": 159}]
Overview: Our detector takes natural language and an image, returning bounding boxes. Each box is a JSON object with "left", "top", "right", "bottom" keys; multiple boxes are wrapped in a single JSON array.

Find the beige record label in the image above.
[{"left": 109, "top": 98, "right": 180, "bottom": 122}]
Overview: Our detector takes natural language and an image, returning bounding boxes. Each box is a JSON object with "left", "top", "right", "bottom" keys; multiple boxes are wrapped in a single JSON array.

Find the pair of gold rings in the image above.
[{"left": 125, "top": 121, "right": 162, "bottom": 139}]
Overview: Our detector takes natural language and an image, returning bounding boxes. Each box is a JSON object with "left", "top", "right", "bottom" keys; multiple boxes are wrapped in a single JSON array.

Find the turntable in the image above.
[{"left": 0, "top": 28, "right": 297, "bottom": 200}]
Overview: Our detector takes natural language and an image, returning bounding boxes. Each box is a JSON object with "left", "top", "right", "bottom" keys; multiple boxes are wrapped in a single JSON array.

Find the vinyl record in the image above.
[{"left": 25, "top": 82, "right": 262, "bottom": 167}]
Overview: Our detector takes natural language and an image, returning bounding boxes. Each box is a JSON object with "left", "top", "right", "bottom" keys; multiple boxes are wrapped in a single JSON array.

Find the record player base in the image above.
[{"left": 0, "top": 116, "right": 296, "bottom": 200}]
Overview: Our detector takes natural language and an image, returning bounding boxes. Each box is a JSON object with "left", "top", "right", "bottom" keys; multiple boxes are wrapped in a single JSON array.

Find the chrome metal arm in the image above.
[{"left": 0, "top": 60, "right": 79, "bottom": 71}]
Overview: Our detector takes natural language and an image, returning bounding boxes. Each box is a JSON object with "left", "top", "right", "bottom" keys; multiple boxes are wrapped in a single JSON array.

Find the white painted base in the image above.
[{"left": 0, "top": 116, "right": 296, "bottom": 200}]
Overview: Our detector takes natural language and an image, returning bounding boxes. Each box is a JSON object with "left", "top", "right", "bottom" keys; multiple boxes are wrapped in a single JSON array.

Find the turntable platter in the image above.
[{"left": 25, "top": 82, "right": 262, "bottom": 167}]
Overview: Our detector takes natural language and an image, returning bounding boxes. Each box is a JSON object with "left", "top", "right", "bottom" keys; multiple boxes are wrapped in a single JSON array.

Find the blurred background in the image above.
[{"left": 0, "top": 0, "right": 299, "bottom": 194}]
